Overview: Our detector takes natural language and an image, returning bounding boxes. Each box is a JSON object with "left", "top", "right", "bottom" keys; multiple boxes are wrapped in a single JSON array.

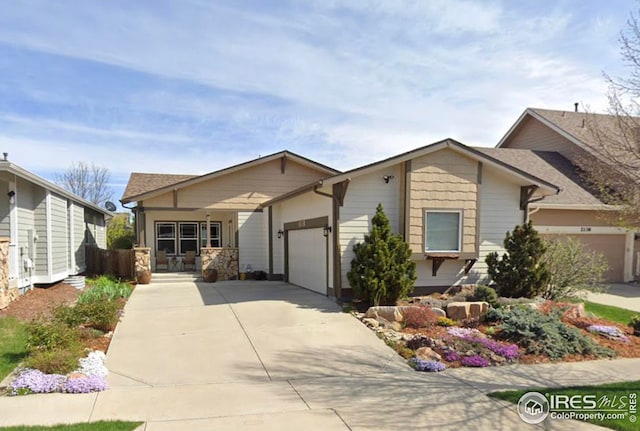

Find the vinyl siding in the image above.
[
  {"left": 501, "top": 116, "right": 590, "bottom": 162},
  {"left": 72, "top": 202, "right": 86, "bottom": 272},
  {"left": 50, "top": 193, "right": 68, "bottom": 275},
  {"left": 33, "top": 188, "right": 48, "bottom": 276},
  {"left": 409, "top": 149, "right": 478, "bottom": 254},
  {"left": 145, "top": 159, "right": 327, "bottom": 210},
  {"left": 339, "top": 165, "right": 402, "bottom": 290},
  {"left": 85, "top": 209, "right": 106, "bottom": 249},
  {"left": 531, "top": 209, "right": 612, "bottom": 227},
  {"left": 238, "top": 211, "right": 267, "bottom": 272},
  {"left": 469, "top": 169, "right": 524, "bottom": 283},
  {"left": 0, "top": 181, "right": 9, "bottom": 238}
]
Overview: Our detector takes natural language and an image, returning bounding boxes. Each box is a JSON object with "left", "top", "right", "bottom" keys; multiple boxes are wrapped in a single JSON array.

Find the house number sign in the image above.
[{"left": 580, "top": 227, "right": 592, "bottom": 232}]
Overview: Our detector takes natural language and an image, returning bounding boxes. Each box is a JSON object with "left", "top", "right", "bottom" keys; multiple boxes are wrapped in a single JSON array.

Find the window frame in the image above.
[
  {"left": 423, "top": 209, "right": 463, "bottom": 253},
  {"left": 200, "top": 222, "right": 222, "bottom": 248},
  {"left": 156, "top": 222, "right": 177, "bottom": 255},
  {"left": 178, "top": 222, "right": 199, "bottom": 255}
]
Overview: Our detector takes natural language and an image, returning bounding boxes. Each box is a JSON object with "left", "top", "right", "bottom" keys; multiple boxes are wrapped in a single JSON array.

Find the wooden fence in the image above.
[{"left": 86, "top": 247, "right": 135, "bottom": 279}]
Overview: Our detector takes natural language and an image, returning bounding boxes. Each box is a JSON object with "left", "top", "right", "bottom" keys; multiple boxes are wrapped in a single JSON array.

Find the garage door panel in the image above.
[{"left": 288, "top": 229, "right": 327, "bottom": 294}]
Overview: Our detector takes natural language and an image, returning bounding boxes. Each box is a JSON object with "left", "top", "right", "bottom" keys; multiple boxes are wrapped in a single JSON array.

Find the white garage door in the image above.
[{"left": 288, "top": 228, "right": 327, "bottom": 294}]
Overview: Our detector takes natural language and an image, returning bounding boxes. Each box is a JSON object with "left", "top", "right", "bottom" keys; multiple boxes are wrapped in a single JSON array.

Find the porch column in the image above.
[
  {"left": 205, "top": 213, "right": 211, "bottom": 248},
  {"left": 624, "top": 231, "right": 635, "bottom": 282},
  {"left": 133, "top": 247, "right": 151, "bottom": 284},
  {"left": 0, "top": 237, "right": 18, "bottom": 309}
]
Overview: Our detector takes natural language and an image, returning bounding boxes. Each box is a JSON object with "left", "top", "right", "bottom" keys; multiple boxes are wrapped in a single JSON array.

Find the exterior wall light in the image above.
[
  {"left": 7, "top": 190, "right": 15, "bottom": 204},
  {"left": 277, "top": 229, "right": 284, "bottom": 239},
  {"left": 323, "top": 225, "right": 332, "bottom": 237}
]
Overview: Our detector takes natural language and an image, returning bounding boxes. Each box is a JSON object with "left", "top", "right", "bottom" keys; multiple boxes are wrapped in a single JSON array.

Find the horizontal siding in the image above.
[
  {"left": 467, "top": 169, "right": 524, "bottom": 284},
  {"left": 340, "top": 165, "right": 402, "bottom": 290},
  {"left": 0, "top": 181, "right": 9, "bottom": 238},
  {"left": 50, "top": 193, "right": 68, "bottom": 275},
  {"left": 502, "top": 116, "right": 590, "bottom": 163},
  {"left": 238, "top": 211, "right": 267, "bottom": 272},
  {"left": 409, "top": 149, "right": 478, "bottom": 254},
  {"left": 145, "top": 159, "right": 326, "bottom": 209},
  {"left": 73, "top": 202, "right": 85, "bottom": 272},
  {"left": 33, "top": 189, "right": 48, "bottom": 276}
]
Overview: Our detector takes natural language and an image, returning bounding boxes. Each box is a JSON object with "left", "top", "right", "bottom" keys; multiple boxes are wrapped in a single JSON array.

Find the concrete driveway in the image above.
[
  {"left": 586, "top": 283, "right": 640, "bottom": 312},
  {"left": 4, "top": 274, "right": 639, "bottom": 429}
]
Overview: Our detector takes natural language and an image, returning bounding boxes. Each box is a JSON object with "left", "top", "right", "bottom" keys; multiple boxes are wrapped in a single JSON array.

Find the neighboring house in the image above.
[
  {"left": 496, "top": 107, "right": 639, "bottom": 282},
  {"left": 120, "top": 151, "right": 339, "bottom": 273},
  {"left": 263, "top": 139, "right": 559, "bottom": 297},
  {"left": 0, "top": 156, "right": 111, "bottom": 296}
]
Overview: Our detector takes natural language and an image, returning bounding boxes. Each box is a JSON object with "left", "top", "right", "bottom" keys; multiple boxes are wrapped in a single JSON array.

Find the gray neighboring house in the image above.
[{"left": 0, "top": 156, "right": 111, "bottom": 296}]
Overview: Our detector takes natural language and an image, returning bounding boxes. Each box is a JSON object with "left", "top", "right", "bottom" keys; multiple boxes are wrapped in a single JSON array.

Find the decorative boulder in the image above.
[
  {"left": 415, "top": 347, "right": 442, "bottom": 361},
  {"left": 431, "top": 307, "right": 447, "bottom": 318},
  {"left": 365, "top": 306, "right": 405, "bottom": 322},
  {"left": 446, "top": 301, "right": 489, "bottom": 321}
]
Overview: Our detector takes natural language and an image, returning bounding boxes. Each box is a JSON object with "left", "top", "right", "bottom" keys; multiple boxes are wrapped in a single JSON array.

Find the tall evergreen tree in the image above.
[
  {"left": 347, "top": 204, "right": 416, "bottom": 306},
  {"left": 485, "top": 221, "right": 550, "bottom": 298}
]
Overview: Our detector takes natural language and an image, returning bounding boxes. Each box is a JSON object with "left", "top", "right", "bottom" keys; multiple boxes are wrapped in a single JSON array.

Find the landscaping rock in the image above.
[
  {"left": 446, "top": 301, "right": 489, "bottom": 320},
  {"left": 365, "top": 306, "right": 404, "bottom": 322},
  {"left": 563, "top": 303, "right": 587, "bottom": 319},
  {"left": 416, "top": 347, "right": 442, "bottom": 361},
  {"left": 431, "top": 307, "right": 446, "bottom": 318},
  {"left": 362, "top": 318, "right": 379, "bottom": 328},
  {"left": 418, "top": 297, "right": 446, "bottom": 309}
]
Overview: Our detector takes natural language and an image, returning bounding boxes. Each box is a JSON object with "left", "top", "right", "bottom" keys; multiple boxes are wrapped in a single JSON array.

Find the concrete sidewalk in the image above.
[
  {"left": 586, "top": 283, "right": 640, "bottom": 312},
  {"left": 1, "top": 276, "right": 639, "bottom": 430}
]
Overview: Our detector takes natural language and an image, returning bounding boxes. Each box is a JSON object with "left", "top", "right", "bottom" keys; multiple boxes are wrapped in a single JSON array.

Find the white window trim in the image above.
[
  {"left": 200, "top": 222, "right": 222, "bottom": 248},
  {"left": 156, "top": 222, "right": 177, "bottom": 255},
  {"left": 424, "top": 209, "right": 462, "bottom": 253},
  {"left": 178, "top": 222, "right": 199, "bottom": 255}
]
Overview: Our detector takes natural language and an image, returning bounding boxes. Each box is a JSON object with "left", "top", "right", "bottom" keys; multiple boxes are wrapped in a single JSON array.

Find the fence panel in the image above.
[{"left": 86, "top": 247, "right": 134, "bottom": 279}]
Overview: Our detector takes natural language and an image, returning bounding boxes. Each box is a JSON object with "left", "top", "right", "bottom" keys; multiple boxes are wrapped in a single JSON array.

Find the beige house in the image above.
[
  {"left": 263, "top": 139, "right": 558, "bottom": 297},
  {"left": 120, "top": 151, "right": 338, "bottom": 274},
  {"left": 495, "top": 107, "right": 639, "bottom": 282}
]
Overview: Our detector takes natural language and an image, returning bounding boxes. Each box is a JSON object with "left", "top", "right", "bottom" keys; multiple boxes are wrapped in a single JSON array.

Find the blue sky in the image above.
[{"left": 0, "top": 0, "right": 636, "bottom": 208}]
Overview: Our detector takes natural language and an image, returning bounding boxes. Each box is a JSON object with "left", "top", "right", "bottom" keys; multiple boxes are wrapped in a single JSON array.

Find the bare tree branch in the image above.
[{"left": 55, "top": 161, "right": 113, "bottom": 206}]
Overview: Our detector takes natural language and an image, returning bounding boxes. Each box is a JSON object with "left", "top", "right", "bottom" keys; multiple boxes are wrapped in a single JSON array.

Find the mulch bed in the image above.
[
  {"left": 0, "top": 283, "right": 80, "bottom": 322},
  {"left": 0, "top": 282, "right": 115, "bottom": 353}
]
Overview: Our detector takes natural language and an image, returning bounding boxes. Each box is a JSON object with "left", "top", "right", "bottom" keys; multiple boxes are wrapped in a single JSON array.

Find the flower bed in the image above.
[{"left": 8, "top": 350, "right": 108, "bottom": 396}]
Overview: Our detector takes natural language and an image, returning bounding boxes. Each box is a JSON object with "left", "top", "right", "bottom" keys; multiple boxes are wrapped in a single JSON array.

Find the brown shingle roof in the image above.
[
  {"left": 475, "top": 147, "right": 605, "bottom": 207},
  {"left": 121, "top": 173, "right": 196, "bottom": 202}
]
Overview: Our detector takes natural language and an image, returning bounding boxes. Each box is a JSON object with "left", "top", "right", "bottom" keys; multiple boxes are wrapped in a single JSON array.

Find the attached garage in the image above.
[
  {"left": 286, "top": 227, "right": 328, "bottom": 295},
  {"left": 542, "top": 233, "right": 626, "bottom": 282}
]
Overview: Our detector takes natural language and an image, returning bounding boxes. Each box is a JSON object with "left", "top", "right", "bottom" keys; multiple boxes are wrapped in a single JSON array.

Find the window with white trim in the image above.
[
  {"left": 156, "top": 222, "right": 176, "bottom": 255},
  {"left": 179, "top": 222, "right": 198, "bottom": 254},
  {"left": 200, "top": 222, "right": 222, "bottom": 248},
  {"left": 424, "top": 210, "right": 462, "bottom": 252}
]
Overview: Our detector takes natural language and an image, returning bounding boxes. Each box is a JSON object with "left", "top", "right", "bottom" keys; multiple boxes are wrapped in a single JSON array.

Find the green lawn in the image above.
[
  {"left": 0, "top": 422, "right": 142, "bottom": 431},
  {"left": 0, "top": 316, "right": 28, "bottom": 380},
  {"left": 490, "top": 381, "right": 640, "bottom": 431},
  {"left": 584, "top": 301, "right": 637, "bottom": 326}
]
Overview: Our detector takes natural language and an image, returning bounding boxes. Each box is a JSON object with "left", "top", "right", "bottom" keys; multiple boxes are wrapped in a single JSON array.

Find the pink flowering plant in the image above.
[{"left": 586, "top": 325, "right": 630, "bottom": 343}]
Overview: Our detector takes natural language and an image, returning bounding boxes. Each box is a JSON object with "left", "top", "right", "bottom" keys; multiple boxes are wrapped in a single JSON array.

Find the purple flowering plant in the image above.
[
  {"left": 60, "top": 375, "right": 107, "bottom": 394},
  {"left": 8, "top": 369, "right": 65, "bottom": 395},
  {"left": 587, "top": 325, "right": 630, "bottom": 343},
  {"left": 460, "top": 355, "right": 491, "bottom": 367},
  {"left": 412, "top": 357, "right": 447, "bottom": 372}
]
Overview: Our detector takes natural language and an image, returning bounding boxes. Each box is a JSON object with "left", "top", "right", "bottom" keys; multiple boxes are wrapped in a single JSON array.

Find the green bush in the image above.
[
  {"left": 26, "top": 321, "right": 81, "bottom": 352},
  {"left": 541, "top": 237, "right": 608, "bottom": 300},
  {"left": 347, "top": 204, "right": 416, "bottom": 306},
  {"left": 24, "top": 348, "right": 83, "bottom": 375},
  {"left": 467, "top": 285, "right": 500, "bottom": 308},
  {"left": 630, "top": 315, "right": 640, "bottom": 335},
  {"left": 52, "top": 303, "right": 85, "bottom": 328},
  {"left": 487, "top": 306, "right": 614, "bottom": 360},
  {"left": 77, "top": 300, "right": 121, "bottom": 332},
  {"left": 80, "top": 276, "right": 133, "bottom": 304},
  {"left": 437, "top": 316, "right": 456, "bottom": 327},
  {"left": 485, "top": 222, "right": 550, "bottom": 298}
]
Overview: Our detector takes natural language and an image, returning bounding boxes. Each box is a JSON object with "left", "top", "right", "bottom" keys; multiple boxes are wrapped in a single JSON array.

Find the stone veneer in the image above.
[
  {"left": 133, "top": 247, "right": 151, "bottom": 273},
  {"left": 0, "top": 237, "right": 18, "bottom": 310},
  {"left": 201, "top": 247, "right": 239, "bottom": 281}
]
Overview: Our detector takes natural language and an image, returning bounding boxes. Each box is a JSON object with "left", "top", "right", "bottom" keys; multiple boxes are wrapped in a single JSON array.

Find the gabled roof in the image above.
[
  {"left": 120, "top": 150, "right": 340, "bottom": 204},
  {"left": 475, "top": 148, "right": 607, "bottom": 208},
  {"left": 0, "top": 161, "right": 112, "bottom": 216},
  {"left": 262, "top": 139, "right": 560, "bottom": 208},
  {"left": 496, "top": 108, "right": 626, "bottom": 158}
]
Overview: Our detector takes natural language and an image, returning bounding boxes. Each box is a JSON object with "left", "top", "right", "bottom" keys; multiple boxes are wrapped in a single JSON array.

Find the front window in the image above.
[
  {"left": 156, "top": 222, "right": 176, "bottom": 254},
  {"left": 424, "top": 210, "right": 461, "bottom": 252},
  {"left": 200, "top": 222, "right": 222, "bottom": 248},
  {"left": 179, "top": 222, "right": 198, "bottom": 254}
]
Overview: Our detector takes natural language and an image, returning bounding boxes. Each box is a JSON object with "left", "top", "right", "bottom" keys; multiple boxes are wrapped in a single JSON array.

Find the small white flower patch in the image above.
[{"left": 77, "top": 350, "right": 109, "bottom": 377}]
